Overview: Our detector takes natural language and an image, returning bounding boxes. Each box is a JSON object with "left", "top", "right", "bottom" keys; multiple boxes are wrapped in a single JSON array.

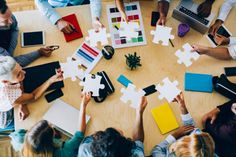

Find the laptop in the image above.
[
  {"left": 43, "top": 99, "right": 90, "bottom": 137},
  {"left": 172, "top": 0, "right": 215, "bottom": 34}
]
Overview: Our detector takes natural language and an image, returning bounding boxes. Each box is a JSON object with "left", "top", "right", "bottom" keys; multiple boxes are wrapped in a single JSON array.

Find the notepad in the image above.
[
  {"left": 185, "top": 72, "right": 213, "bottom": 93},
  {"left": 151, "top": 102, "right": 179, "bottom": 134},
  {"left": 43, "top": 99, "right": 90, "bottom": 137},
  {"left": 62, "top": 14, "right": 83, "bottom": 42}
]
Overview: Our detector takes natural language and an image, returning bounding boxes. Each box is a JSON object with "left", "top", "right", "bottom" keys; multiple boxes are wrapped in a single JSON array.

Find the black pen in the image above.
[{"left": 169, "top": 39, "right": 174, "bottom": 47}]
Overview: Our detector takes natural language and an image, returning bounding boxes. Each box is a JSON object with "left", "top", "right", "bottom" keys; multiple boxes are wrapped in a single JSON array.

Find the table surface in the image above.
[{"left": 14, "top": 0, "right": 235, "bottom": 155}]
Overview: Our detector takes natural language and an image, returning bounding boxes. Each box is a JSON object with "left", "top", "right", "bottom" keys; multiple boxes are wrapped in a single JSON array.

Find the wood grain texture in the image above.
[{"left": 11, "top": 0, "right": 233, "bottom": 156}]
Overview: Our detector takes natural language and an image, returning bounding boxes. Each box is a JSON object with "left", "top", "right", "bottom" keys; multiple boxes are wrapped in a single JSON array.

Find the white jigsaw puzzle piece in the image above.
[
  {"left": 120, "top": 83, "right": 145, "bottom": 109},
  {"left": 85, "top": 28, "right": 110, "bottom": 47},
  {"left": 79, "top": 74, "right": 105, "bottom": 96},
  {"left": 60, "top": 57, "right": 84, "bottom": 81},
  {"left": 155, "top": 77, "right": 181, "bottom": 103},
  {"left": 119, "top": 21, "right": 139, "bottom": 40},
  {"left": 175, "top": 43, "right": 200, "bottom": 67},
  {"left": 150, "top": 25, "right": 174, "bottom": 46}
]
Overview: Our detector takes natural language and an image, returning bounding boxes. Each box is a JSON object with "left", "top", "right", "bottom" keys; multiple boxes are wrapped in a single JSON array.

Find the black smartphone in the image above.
[
  {"left": 143, "top": 85, "right": 157, "bottom": 96},
  {"left": 45, "top": 89, "right": 64, "bottom": 103},
  {"left": 225, "top": 67, "right": 236, "bottom": 76},
  {"left": 217, "top": 26, "right": 231, "bottom": 38},
  {"left": 151, "top": 11, "right": 160, "bottom": 27}
]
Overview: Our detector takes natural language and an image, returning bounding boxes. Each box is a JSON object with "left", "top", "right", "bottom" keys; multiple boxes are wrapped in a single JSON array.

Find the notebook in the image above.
[
  {"left": 185, "top": 72, "right": 213, "bottom": 93},
  {"left": 23, "top": 61, "right": 64, "bottom": 93},
  {"left": 62, "top": 14, "right": 83, "bottom": 42},
  {"left": 43, "top": 99, "right": 90, "bottom": 137},
  {"left": 151, "top": 102, "right": 179, "bottom": 134}
]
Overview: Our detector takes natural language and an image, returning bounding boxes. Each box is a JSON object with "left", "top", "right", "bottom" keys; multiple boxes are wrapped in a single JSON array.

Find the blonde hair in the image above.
[
  {"left": 21, "top": 120, "right": 55, "bottom": 157},
  {"left": 0, "top": 56, "right": 16, "bottom": 81},
  {"left": 169, "top": 132, "right": 215, "bottom": 157}
]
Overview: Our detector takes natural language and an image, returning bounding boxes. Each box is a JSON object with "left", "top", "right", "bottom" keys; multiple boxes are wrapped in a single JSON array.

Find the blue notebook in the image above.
[{"left": 185, "top": 72, "right": 213, "bottom": 93}]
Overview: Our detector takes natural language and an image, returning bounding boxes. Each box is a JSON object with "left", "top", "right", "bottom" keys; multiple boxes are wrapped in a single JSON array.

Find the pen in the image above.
[{"left": 169, "top": 39, "right": 174, "bottom": 47}]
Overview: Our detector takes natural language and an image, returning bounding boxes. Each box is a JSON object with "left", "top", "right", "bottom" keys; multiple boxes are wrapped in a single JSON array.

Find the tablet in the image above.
[
  {"left": 206, "top": 25, "right": 232, "bottom": 47},
  {"left": 21, "top": 31, "right": 45, "bottom": 47}
]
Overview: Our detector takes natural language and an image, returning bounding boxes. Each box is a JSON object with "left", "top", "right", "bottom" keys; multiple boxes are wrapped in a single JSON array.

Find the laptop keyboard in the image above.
[{"left": 179, "top": 6, "right": 209, "bottom": 25}]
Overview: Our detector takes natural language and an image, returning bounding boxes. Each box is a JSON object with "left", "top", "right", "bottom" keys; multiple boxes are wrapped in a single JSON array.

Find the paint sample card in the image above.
[
  {"left": 151, "top": 102, "right": 179, "bottom": 134},
  {"left": 106, "top": 2, "right": 147, "bottom": 48},
  {"left": 72, "top": 42, "right": 103, "bottom": 75}
]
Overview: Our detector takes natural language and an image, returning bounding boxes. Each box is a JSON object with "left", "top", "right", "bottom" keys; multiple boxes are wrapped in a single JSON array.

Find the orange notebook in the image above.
[
  {"left": 62, "top": 14, "right": 83, "bottom": 42},
  {"left": 151, "top": 102, "right": 179, "bottom": 134}
]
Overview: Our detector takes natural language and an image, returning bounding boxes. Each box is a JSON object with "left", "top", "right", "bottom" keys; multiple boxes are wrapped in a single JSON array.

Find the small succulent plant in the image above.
[{"left": 125, "top": 52, "right": 141, "bottom": 70}]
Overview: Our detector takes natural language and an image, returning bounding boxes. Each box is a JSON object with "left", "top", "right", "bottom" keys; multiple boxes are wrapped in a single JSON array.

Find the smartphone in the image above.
[
  {"left": 151, "top": 11, "right": 160, "bottom": 26},
  {"left": 217, "top": 26, "right": 231, "bottom": 38},
  {"left": 225, "top": 67, "right": 236, "bottom": 76},
  {"left": 45, "top": 89, "right": 64, "bottom": 103}
]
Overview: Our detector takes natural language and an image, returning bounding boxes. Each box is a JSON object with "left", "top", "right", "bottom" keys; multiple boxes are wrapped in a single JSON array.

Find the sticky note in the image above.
[{"left": 151, "top": 102, "right": 179, "bottom": 134}]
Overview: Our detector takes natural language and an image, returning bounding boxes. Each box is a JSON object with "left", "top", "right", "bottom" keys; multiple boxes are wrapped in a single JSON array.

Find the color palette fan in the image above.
[
  {"left": 106, "top": 2, "right": 147, "bottom": 49},
  {"left": 72, "top": 42, "right": 103, "bottom": 75}
]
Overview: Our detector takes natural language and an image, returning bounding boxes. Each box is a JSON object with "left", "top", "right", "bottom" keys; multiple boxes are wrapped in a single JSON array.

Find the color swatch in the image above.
[
  {"left": 151, "top": 102, "right": 179, "bottom": 134},
  {"left": 106, "top": 2, "right": 147, "bottom": 48},
  {"left": 72, "top": 42, "right": 103, "bottom": 75}
]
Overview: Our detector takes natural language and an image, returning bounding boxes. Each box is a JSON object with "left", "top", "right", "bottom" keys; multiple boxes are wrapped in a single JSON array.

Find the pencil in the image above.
[{"left": 169, "top": 39, "right": 174, "bottom": 47}]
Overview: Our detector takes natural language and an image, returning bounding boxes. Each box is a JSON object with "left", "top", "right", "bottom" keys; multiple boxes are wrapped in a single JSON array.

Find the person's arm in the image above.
[
  {"left": 217, "top": 0, "right": 236, "bottom": 22},
  {"left": 157, "top": 0, "right": 170, "bottom": 26},
  {"left": 174, "top": 93, "right": 196, "bottom": 126},
  {"left": 14, "top": 72, "right": 63, "bottom": 105},
  {"left": 115, "top": 0, "right": 127, "bottom": 22},
  {"left": 229, "top": 37, "right": 236, "bottom": 46},
  {"left": 35, "top": 0, "right": 61, "bottom": 25},
  {"left": 152, "top": 126, "right": 194, "bottom": 157},
  {"left": 90, "top": 0, "right": 101, "bottom": 22},
  {"left": 209, "top": 0, "right": 236, "bottom": 35},
  {"left": 78, "top": 92, "right": 91, "bottom": 133},
  {"left": 197, "top": 0, "right": 215, "bottom": 17},
  {"left": 8, "top": 15, "right": 19, "bottom": 55},
  {"left": 132, "top": 97, "right": 147, "bottom": 142},
  {"left": 192, "top": 44, "right": 234, "bottom": 60},
  {"left": 90, "top": 0, "right": 104, "bottom": 31}
]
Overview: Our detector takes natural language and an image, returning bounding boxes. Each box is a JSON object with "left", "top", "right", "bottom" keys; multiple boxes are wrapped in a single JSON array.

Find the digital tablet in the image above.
[
  {"left": 21, "top": 31, "right": 45, "bottom": 47},
  {"left": 206, "top": 25, "right": 232, "bottom": 47}
]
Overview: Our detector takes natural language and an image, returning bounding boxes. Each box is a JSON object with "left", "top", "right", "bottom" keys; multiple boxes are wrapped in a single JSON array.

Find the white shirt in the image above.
[
  {"left": 0, "top": 83, "right": 22, "bottom": 112},
  {"left": 228, "top": 44, "right": 236, "bottom": 59},
  {"left": 217, "top": 0, "right": 236, "bottom": 46}
]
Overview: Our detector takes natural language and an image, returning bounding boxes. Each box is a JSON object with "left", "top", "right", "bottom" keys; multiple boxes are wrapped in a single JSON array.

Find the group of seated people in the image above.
[{"left": 0, "top": 0, "right": 235, "bottom": 156}]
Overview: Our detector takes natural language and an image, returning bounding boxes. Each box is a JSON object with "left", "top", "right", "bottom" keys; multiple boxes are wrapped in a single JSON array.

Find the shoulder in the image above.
[{"left": 130, "top": 141, "right": 145, "bottom": 157}]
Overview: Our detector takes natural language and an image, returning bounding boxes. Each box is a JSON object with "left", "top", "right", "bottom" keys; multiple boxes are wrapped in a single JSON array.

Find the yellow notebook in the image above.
[{"left": 151, "top": 102, "right": 179, "bottom": 134}]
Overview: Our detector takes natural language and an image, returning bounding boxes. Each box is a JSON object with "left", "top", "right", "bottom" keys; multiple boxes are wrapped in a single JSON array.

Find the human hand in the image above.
[
  {"left": 56, "top": 19, "right": 74, "bottom": 34},
  {"left": 157, "top": 15, "right": 166, "bottom": 26},
  {"left": 18, "top": 104, "right": 29, "bottom": 121},
  {"left": 81, "top": 92, "right": 91, "bottom": 108},
  {"left": 173, "top": 92, "right": 185, "bottom": 108},
  {"left": 214, "top": 34, "right": 230, "bottom": 46},
  {"left": 202, "top": 108, "right": 220, "bottom": 125},
  {"left": 208, "top": 19, "right": 223, "bottom": 36},
  {"left": 191, "top": 44, "right": 208, "bottom": 55},
  {"left": 197, "top": 1, "right": 213, "bottom": 17},
  {"left": 92, "top": 18, "right": 104, "bottom": 32},
  {"left": 137, "top": 96, "right": 148, "bottom": 114},
  {"left": 49, "top": 70, "right": 63, "bottom": 83},
  {"left": 172, "top": 125, "right": 194, "bottom": 139},
  {"left": 38, "top": 47, "right": 54, "bottom": 57}
]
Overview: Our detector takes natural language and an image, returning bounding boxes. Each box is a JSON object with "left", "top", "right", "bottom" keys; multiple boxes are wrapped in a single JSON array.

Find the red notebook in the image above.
[{"left": 62, "top": 14, "right": 83, "bottom": 42}]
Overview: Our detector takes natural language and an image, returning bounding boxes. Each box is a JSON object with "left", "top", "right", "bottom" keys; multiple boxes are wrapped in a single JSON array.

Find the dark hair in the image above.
[
  {"left": 25, "top": 120, "right": 54, "bottom": 154},
  {"left": 91, "top": 128, "right": 135, "bottom": 157},
  {"left": 0, "top": 0, "right": 8, "bottom": 14}
]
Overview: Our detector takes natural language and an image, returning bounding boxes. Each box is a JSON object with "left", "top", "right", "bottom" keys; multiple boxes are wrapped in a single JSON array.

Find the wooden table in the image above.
[{"left": 14, "top": 0, "right": 235, "bottom": 155}]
